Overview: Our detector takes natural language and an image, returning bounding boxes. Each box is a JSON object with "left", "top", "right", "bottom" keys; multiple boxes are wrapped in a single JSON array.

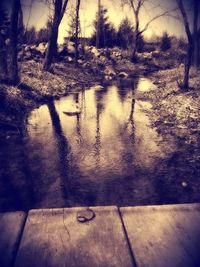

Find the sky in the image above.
[{"left": 21, "top": 0, "right": 187, "bottom": 43}]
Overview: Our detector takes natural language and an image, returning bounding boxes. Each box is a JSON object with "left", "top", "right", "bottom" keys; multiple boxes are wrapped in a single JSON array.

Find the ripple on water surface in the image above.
[{"left": 0, "top": 78, "right": 178, "bottom": 210}]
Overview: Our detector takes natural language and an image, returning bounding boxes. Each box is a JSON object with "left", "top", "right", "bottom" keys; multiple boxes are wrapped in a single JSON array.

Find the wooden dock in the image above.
[{"left": 0, "top": 204, "right": 200, "bottom": 267}]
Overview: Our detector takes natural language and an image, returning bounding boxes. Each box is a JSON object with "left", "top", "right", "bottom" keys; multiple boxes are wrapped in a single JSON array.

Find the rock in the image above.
[
  {"left": 58, "top": 44, "right": 67, "bottom": 57},
  {"left": 84, "top": 45, "right": 92, "bottom": 52},
  {"left": 118, "top": 71, "right": 129, "bottom": 78},
  {"left": 67, "top": 41, "right": 75, "bottom": 54},
  {"left": 91, "top": 47, "right": 100, "bottom": 58},
  {"left": 104, "top": 65, "right": 116, "bottom": 78},
  {"left": 65, "top": 56, "right": 73, "bottom": 63},
  {"left": 151, "top": 50, "right": 160, "bottom": 59},
  {"left": 36, "top": 42, "right": 47, "bottom": 55},
  {"left": 141, "top": 52, "right": 153, "bottom": 60},
  {"left": 105, "top": 75, "right": 112, "bottom": 81},
  {"left": 24, "top": 45, "right": 31, "bottom": 52},
  {"left": 91, "top": 85, "right": 104, "bottom": 91},
  {"left": 77, "top": 59, "right": 84, "bottom": 65},
  {"left": 181, "top": 181, "right": 188, "bottom": 187},
  {"left": 99, "top": 55, "right": 108, "bottom": 64},
  {"left": 82, "top": 62, "right": 90, "bottom": 68},
  {"left": 111, "top": 49, "right": 122, "bottom": 60}
]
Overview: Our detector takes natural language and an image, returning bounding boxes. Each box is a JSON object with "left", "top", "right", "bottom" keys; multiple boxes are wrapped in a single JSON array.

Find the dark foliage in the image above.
[
  {"left": 23, "top": 20, "right": 51, "bottom": 45},
  {"left": 160, "top": 32, "right": 171, "bottom": 51},
  {"left": 23, "top": 26, "right": 36, "bottom": 44},
  {"left": 90, "top": 6, "right": 117, "bottom": 48},
  {"left": 117, "top": 18, "right": 134, "bottom": 49},
  {"left": 137, "top": 34, "right": 145, "bottom": 52},
  {"left": 37, "top": 27, "right": 50, "bottom": 43}
]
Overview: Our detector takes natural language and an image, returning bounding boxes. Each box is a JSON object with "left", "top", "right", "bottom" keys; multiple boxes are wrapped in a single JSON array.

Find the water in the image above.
[{"left": 0, "top": 78, "right": 198, "bottom": 211}]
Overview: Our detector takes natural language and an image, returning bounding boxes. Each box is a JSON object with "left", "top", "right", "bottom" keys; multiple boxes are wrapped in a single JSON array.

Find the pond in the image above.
[{"left": 0, "top": 77, "right": 197, "bottom": 211}]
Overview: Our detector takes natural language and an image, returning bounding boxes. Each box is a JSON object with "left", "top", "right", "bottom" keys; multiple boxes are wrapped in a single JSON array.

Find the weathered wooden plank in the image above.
[
  {"left": 0, "top": 211, "right": 26, "bottom": 267},
  {"left": 15, "top": 206, "right": 134, "bottom": 267},
  {"left": 120, "top": 204, "right": 200, "bottom": 267}
]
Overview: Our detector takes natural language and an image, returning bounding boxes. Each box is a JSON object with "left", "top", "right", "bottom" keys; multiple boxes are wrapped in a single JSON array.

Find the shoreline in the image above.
[{"left": 0, "top": 58, "right": 199, "bottom": 143}]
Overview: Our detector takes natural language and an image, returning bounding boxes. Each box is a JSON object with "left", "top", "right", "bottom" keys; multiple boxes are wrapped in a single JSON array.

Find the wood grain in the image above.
[
  {"left": 15, "top": 206, "right": 134, "bottom": 267},
  {"left": 0, "top": 212, "right": 26, "bottom": 267},
  {"left": 120, "top": 204, "right": 200, "bottom": 267}
]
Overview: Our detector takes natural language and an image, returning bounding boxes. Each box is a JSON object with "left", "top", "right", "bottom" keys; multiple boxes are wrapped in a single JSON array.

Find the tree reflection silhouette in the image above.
[
  {"left": 94, "top": 90, "right": 106, "bottom": 171},
  {"left": 48, "top": 101, "right": 72, "bottom": 204},
  {"left": 48, "top": 100, "right": 97, "bottom": 206}
]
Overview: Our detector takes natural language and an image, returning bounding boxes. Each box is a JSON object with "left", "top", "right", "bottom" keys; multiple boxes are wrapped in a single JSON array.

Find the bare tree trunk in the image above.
[
  {"left": 8, "top": 0, "right": 20, "bottom": 85},
  {"left": 177, "top": 0, "right": 194, "bottom": 90},
  {"left": 43, "top": 0, "right": 69, "bottom": 71},
  {"left": 43, "top": 0, "right": 61, "bottom": 71},
  {"left": 18, "top": 1, "right": 24, "bottom": 43},
  {"left": 122, "top": 0, "right": 169, "bottom": 62},
  {"left": 75, "top": 0, "right": 81, "bottom": 67},
  {"left": 193, "top": 0, "right": 199, "bottom": 68},
  {"left": 132, "top": 11, "right": 139, "bottom": 61},
  {"left": 198, "top": 30, "right": 200, "bottom": 66},
  {"left": 96, "top": 0, "right": 101, "bottom": 48},
  {"left": 183, "top": 43, "right": 193, "bottom": 89},
  {"left": 43, "top": 23, "right": 59, "bottom": 71},
  {"left": 0, "top": 33, "right": 8, "bottom": 82}
]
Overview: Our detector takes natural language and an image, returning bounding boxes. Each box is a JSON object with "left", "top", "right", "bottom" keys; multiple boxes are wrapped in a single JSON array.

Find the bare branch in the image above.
[
  {"left": 139, "top": 10, "right": 169, "bottom": 34},
  {"left": 60, "top": 0, "right": 69, "bottom": 22}
]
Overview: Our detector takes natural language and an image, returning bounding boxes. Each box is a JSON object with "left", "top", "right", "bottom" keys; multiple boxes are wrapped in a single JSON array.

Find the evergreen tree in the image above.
[
  {"left": 137, "top": 34, "right": 145, "bottom": 52},
  {"left": 117, "top": 18, "right": 134, "bottom": 49},
  {"left": 90, "top": 6, "right": 117, "bottom": 48},
  {"left": 160, "top": 32, "right": 171, "bottom": 52},
  {"left": 23, "top": 26, "right": 37, "bottom": 44},
  {"left": 37, "top": 28, "right": 49, "bottom": 43},
  {"left": 37, "top": 21, "right": 51, "bottom": 43}
]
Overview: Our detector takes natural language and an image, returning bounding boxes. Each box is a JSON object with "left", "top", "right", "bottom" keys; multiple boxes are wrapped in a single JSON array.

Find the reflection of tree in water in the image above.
[
  {"left": 117, "top": 78, "right": 138, "bottom": 101},
  {"left": 118, "top": 78, "right": 139, "bottom": 170},
  {"left": 94, "top": 91, "right": 105, "bottom": 171},
  {"left": 73, "top": 91, "right": 83, "bottom": 144},
  {"left": 48, "top": 101, "right": 97, "bottom": 206},
  {"left": 127, "top": 91, "right": 136, "bottom": 145},
  {"left": 48, "top": 101, "right": 72, "bottom": 203},
  {"left": 121, "top": 78, "right": 138, "bottom": 144}
]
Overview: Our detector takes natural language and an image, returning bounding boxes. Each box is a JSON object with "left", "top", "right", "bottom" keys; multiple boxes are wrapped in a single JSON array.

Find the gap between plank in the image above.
[
  {"left": 11, "top": 212, "right": 28, "bottom": 267},
  {"left": 117, "top": 207, "right": 138, "bottom": 267}
]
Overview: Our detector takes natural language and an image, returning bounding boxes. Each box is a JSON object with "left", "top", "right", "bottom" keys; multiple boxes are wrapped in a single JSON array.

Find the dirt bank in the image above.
[
  {"left": 0, "top": 60, "right": 102, "bottom": 131},
  {"left": 149, "top": 67, "right": 200, "bottom": 146},
  {"left": 137, "top": 67, "right": 200, "bottom": 201}
]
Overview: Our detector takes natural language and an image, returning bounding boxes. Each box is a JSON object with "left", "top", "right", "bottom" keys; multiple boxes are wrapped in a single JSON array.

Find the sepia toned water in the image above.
[{"left": 0, "top": 78, "right": 197, "bottom": 212}]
